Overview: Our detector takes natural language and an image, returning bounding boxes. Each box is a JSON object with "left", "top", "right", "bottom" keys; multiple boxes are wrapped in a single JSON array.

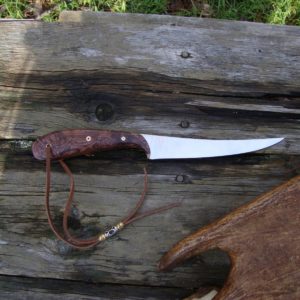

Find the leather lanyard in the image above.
[{"left": 45, "top": 145, "right": 179, "bottom": 249}]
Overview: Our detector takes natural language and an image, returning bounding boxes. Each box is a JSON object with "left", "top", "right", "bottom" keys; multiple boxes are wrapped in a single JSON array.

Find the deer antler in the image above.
[{"left": 159, "top": 176, "right": 300, "bottom": 299}]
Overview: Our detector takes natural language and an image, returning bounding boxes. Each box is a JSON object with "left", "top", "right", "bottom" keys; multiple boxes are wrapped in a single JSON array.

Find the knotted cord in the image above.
[{"left": 45, "top": 145, "right": 180, "bottom": 249}]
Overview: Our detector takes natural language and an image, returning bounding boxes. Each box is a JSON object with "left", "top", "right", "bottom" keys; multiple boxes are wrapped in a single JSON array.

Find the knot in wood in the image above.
[{"left": 95, "top": 103, "right": 114, "bottom": 122}]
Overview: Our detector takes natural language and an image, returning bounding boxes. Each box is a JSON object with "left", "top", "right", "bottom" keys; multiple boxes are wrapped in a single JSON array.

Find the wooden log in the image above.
[{"left": 0, "top": 11, "right": 299, "bottom": 295}]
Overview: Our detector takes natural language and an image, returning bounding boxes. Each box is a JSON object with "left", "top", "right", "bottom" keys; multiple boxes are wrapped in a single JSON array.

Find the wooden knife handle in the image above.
[{"left": 32, "top": 129, "right": 150, "bottom": 160}]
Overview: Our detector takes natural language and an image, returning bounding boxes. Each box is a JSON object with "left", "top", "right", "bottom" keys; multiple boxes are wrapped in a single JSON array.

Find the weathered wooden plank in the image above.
[
  {"left": 0, "top": 12, "right": 300, "bottom": 90},
  {"left": 0, "top": 275, "right": 190, "bottom": 299},
  {"left": 0, "top": 80, "right": 299, "bottom": 152},
  {"left": 0, "top": 13, "right": 299, "bottom": 156},
  {"left": 0, "top": 18, "right": 298, "bottom": 149},
  {"left": 2, "top": 11, "right": 298, "bottom": 93},
  {"left": 0, "top": 152, "right": 298, "bottom": 288}
]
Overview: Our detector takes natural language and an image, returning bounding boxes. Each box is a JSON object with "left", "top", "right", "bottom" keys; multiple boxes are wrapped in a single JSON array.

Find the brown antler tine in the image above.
[
  {"left": 159, "top": 216, "right": 224, "bottom": 271},
  {"left": 159, "top": 176, "right": 300, "bottom": 299}
]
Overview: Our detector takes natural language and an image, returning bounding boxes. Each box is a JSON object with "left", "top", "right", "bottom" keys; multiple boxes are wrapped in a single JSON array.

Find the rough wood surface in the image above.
[
  {"left": 159, "top": 176, "right": 300, "bottom": 299},
  {"left": 0, "top": 153, "right": 298, "bottom": 288},
  {"left": 1, "top": 13, "right": 300, "bottom": 142},
  {"left": 0, "top": 275, "right": 190, "bottom": 299},
  {"left": 0, "top": 11, "right": 299, "bottom": 299}
]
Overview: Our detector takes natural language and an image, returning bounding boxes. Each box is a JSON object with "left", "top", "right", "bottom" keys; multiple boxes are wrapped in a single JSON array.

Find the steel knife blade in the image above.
[{"left": 142, "top": 134, "right": 283, "bottom": 160}]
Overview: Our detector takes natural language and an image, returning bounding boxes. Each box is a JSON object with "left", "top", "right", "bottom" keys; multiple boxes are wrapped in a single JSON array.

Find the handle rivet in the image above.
[
  {"left": 86, "top": 136, "right": 92, "bottom": 142},
  {"left": 121, "top": 136, "right": 126, "bottom": 142}
]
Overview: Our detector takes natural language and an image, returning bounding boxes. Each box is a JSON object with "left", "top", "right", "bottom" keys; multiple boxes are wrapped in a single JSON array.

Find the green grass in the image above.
[
  {"left": 209, "top": 0, "right": 300, "bottom": 25},
  {"left": 0, "top": 0, "right": 299, "bottom": 25},
  {"left": 0, "top": 0, "right": 30, "bottom": 18}
]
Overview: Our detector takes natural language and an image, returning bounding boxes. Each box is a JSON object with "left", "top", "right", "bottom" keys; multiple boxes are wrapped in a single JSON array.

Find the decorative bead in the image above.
[
  {"left": 98, "top": 234, "right": 106, "bottom": 241},
  {"left": 116, "top": 222, "right": 124, "bottom": 230},
  {"left": 98, "top": 222, "right": 124, "bottom": 241}
]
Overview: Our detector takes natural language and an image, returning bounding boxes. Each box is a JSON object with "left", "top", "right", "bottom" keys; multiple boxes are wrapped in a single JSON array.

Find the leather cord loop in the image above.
[{"left": 45, "top": 145, "right": 180, "bottom": 249}]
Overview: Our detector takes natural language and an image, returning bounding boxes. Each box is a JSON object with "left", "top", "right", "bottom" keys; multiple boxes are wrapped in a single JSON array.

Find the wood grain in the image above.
[
  {"left": 0, "top": 153, "right": 298, "bottom": 288},
  {"left": 32, "top": 129, "right": 150, "bottom": 160},
  {"left": 159, "top": 176, "right": 300, "bottom": 299},
  {"left": 0, "top": 275, "right": 190, "bottom": 300},
  {"left": 0, "top": 13, "right": 300, "bottom": 145}
]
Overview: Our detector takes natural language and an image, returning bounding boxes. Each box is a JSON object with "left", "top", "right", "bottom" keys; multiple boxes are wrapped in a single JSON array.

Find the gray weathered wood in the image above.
[
  {"left": 0, "top": 13, "right": 299, "bottom": 150},
  {"left": 0, "top": 275, "right": 190, "bottom": 299},
  {"left": 0, "top": 153, "right": 298, "bottom": 288},
  {"left": 187, "top": 98, "right": 300, "bottom": 116},
  {"left": 0, "top": 11, "right": 299, "bottom": 298},
  {"left": 57, "top": 11, "right": 300, "bottom": 94}
]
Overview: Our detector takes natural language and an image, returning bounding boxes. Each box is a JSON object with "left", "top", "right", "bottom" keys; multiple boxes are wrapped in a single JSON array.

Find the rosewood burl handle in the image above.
[{"left": 32, "top": 129, "right": 151, "bottom": 160}]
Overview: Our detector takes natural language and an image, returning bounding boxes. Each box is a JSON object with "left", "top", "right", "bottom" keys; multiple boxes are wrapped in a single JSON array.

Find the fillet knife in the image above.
[
  {"left": 31, "top": 129, "right": 284, "bottom": 161},
  {"left": 31, "top": 129, "right": 284, "bottom": 249}
]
